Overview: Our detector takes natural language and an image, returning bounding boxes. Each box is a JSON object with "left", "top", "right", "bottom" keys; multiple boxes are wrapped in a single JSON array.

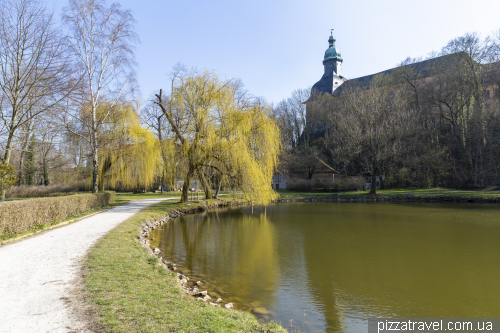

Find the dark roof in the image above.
[
  {"left": 307, "top": 52, "right": 472, "bottom": 101},
  {"left": 345, "top": 53, "right": 466, "bottom": 88}
]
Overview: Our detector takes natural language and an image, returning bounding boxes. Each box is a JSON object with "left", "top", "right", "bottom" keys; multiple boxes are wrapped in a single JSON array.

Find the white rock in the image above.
[
  {"left": 215, "top": 298, "right": 222, "bottom": 303},
  {"left": 224, "top": 303, "right": 234, "bottom": 309},
  {"left": 178, "top": 274, "right": 189, "bottom": 281}
]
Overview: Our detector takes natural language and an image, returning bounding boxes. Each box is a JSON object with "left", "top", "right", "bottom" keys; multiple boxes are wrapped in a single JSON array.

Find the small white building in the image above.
[
  {"left": 366, "top": 176, "right": 383, "bottom": 190},
  {"left": 272, "top": 174, "right": 289, "bottom": 190}
]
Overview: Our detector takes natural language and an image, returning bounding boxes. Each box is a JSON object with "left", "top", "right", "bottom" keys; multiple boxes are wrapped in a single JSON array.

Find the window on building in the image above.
[
  {"left": 485, "top": 104, "right": 491, "bottom": 110},
  {"left": 485, "top": 90, "right": 491, "bottom": 100}
]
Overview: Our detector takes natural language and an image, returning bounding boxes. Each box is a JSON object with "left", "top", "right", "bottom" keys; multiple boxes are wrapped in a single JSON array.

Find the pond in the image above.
[{"left": 149, "top": 202, "right": 500, "bottom": 332}]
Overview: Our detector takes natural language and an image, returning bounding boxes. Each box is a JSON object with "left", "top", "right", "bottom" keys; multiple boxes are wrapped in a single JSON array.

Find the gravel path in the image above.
[{"left": 0, "top": 198, "right": 171, "bottom": 333}]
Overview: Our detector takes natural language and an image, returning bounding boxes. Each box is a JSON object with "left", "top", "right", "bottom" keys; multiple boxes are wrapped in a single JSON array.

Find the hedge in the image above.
[{"left": 0, "top": 191, "right": 115, "bottom": 236}]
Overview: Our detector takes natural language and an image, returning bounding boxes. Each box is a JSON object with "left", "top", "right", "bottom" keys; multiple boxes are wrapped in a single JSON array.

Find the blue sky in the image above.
[{"left": 47, "top": 0, "right": 500, "bottom": 104}]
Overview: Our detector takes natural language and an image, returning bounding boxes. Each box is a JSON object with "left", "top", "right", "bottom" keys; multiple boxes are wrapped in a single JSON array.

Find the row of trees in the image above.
[
  {"left": 275, "top": 30, "right": 500, "bottom": 191},
  {"left": 0, "top": 0, "right": 138, "bottom": 199},
  {"left": 0, "top": 0, "right": 281, "bottom": 204}
]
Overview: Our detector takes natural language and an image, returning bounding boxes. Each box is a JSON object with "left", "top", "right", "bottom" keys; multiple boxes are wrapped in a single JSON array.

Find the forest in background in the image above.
[
  {"left": 3, "top": 0, "right": 500, "bottom": 202},
  {"left": 273, "top": 30, "right": 500, "bottom": 190}
]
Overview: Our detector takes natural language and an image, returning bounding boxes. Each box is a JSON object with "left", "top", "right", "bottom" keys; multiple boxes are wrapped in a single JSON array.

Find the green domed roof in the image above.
[{"left": 324, "top": 34, "right": 342, "bottom": 62}]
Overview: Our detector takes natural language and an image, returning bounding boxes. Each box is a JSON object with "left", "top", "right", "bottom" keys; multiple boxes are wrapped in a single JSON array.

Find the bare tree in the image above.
[
  {"left": 16, "top": 113, "right": 37, "bottom": 184},
  {"left": 272, "top": 88, "right": 310, "bottom": 150},
  {"left": 426, "top": 34, "right": 490, "bottom": 185},
  {"left": 141, "top": 98, "right": 179, "bottom": 193},
  {"left": 62, "top": 0, "right": 138, "bottom": 193},
  {"left": 329, "top": 77, "right": 417, "bottom": 194},
  {"left": 0, "top": 0, "right": 71, "bottom": 200}
]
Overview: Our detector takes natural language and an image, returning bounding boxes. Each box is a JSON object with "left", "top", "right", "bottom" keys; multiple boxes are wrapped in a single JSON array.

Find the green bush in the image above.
[{"left": 0, "top": 191, "right": 115, "bottom": 236}]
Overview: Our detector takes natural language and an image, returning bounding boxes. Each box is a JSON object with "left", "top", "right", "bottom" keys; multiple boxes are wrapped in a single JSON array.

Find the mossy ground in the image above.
[{"left": 82, "top": 198, "right": 286, "bottom": 332}]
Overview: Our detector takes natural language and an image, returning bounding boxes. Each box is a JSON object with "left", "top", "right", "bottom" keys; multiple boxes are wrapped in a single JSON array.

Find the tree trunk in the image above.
[
  {"left": 43, "top": 161, "right": 49, "bottom": 186},
  {"left": 18, "top": 151, "right": 25, "bottom": 185},
  {"left": 92, "top": 148, "right": 99, "bottom": 193},
  {"left": 213, "top": 179, "right": 221, "bottom": 199},
  {"left": 18, "top": 134, "right": 31, "bottom": 185},
  {"left": 160, "top": 171, "right": 164, "bottom": 193},
  {"left": 2, "top": 131, "right": 15, "bottom": 165},
  {"left": 197, "top": 169, "right": 212, "bottom": 199},
  {"left": 158, "top": 125, "right": 164, "bottom": 194},
  {"left": 370, "top": 159, "right": 377, "bottom": 195},
  {"left": 181, "top": 167, "right": 194, "bottom": 203},
  {"left": 370, "top": 176, "right": 377, "bottom": 195},
  {"left": 451, "top": 120, "right": 472, "bottom": 172}
]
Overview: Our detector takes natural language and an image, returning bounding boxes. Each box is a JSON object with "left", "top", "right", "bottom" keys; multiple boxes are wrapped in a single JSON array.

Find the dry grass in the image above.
[
  {"left": 5, "top": 184, "right": 78, "bottom": 199},
  {"left": 0, "top": 192, "right": 115, "bottom": 237}
]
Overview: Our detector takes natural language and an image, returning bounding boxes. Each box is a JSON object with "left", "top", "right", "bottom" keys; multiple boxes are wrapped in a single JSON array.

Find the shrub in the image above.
[
  {"left": 5, "top": 184, "right": 78, "bottom": 199},
  {"left": 287, "top": 178, "right": 314, "bottom": 191},
  {"left": 0, "top": 191, "right": 115, "bottom": 237},
  {"left": 287, "top": 176, "right": 365, "bottom": 192},
  {"left": 339, "top": 176, "right": 366, "bottom": 191},
  {"left": 0, "top": 163, "right": 18, "bottom": 197}
]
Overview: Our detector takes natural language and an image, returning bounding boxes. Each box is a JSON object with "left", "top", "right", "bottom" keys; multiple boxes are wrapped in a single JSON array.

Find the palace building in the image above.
[{"left": 306, "top": 32, "right": 500, "bottom": 120}]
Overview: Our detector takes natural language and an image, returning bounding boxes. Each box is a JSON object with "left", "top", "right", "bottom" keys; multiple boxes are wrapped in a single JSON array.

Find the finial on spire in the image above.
[{"left": 328, "top": 30, "right": 336, "bottom": 48}]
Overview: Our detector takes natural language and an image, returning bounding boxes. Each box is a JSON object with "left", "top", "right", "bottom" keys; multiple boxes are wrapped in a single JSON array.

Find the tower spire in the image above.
[{"left": 329, "top": 29, "right": 336, "bottom": 48}]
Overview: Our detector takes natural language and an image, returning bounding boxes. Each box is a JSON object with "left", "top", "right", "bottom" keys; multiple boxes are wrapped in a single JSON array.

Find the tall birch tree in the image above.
[{"left": 62, "top": 0, "right": 138, "bottom": 193}]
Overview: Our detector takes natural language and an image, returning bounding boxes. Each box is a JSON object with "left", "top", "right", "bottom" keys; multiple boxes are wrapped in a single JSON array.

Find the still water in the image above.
[{"left": 149, "top": 202, "right": 500, "bottom": 332}]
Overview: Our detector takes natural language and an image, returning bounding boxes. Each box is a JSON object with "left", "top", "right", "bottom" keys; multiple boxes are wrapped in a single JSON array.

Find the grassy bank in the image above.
[
  {"left": 83, "top": 198, "right": 286, "bottom": 333},
  {"left": 276, "top": 188, "right": 500, "bottom": 201}
]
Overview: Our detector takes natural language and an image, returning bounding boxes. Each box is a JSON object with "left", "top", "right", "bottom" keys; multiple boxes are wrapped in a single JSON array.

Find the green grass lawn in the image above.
[
  {"left": 115, "top": 191, "right": 238, "bottom": 201},
  {"left": 83, "top": 198, "right": 286, "bottom": 332},
  {"left": 276, "top": 188, "right": 500, "bottom": 200},
  {"left": 115, "top": 191, "right": 182, "bottom": 201}
]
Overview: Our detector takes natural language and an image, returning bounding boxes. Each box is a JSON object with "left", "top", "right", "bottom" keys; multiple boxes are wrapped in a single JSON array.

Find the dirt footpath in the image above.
[{"left": 0, "top": 198, "right": 171, "bottom": 333}]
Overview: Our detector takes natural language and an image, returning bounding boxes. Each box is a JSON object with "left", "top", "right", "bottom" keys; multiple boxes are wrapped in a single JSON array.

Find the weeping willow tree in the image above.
[
  {"left": 155, "top": 69, "right": 280, "bottom": 204},
  {"left": 96, "top": 103, "right": 164, "bottom": 191},
  {"left": 210, "top": 100, "right": 280, "bottom": 204}
]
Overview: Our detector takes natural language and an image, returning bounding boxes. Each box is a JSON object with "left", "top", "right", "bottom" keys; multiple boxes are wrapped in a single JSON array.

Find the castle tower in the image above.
[{"left": 310, "top": 32, "right": 347, "bottom": 96}]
